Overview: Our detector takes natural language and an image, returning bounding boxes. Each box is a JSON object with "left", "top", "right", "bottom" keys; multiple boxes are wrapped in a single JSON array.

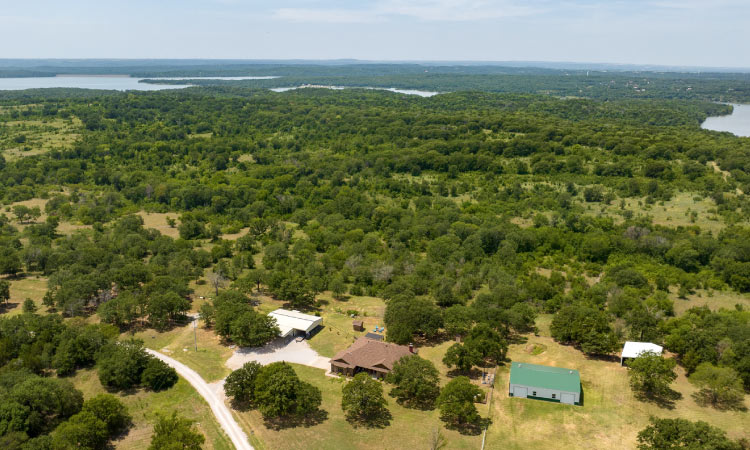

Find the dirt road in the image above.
[{"left": 146, "top": 349, "right": 253, "bottom": 450}]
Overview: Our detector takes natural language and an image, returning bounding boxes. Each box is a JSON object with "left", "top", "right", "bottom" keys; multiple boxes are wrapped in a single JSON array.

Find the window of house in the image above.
[
  {"left": 532, "top": 391, "right": 537, "bottom": 396},
  {"left": 552, "top": 394, "right": 556, "bottom": 399}
]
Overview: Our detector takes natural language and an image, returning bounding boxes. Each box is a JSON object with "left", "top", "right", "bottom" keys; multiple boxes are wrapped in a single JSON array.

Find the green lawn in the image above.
[
  {"left": 69, "top": 369, "right": 232, "bottom": 450},
  {"left": 234, "top": 364, "right": 484, "bottom": 450}
]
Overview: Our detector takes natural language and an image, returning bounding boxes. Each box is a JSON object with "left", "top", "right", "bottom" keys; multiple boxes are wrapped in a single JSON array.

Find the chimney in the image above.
[{"left": 408, "top": 343, "right": 414, "bottom": 353}]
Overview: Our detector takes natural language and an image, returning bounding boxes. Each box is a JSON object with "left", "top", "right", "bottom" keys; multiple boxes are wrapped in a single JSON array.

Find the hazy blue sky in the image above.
[{"left": 1, "top": 0, "right": 749, "bottom": 68}]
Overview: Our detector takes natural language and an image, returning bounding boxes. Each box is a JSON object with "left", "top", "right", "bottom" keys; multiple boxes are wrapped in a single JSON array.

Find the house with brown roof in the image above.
[{"left": 330, "top": 337, "right": 413, "bottom": 379}]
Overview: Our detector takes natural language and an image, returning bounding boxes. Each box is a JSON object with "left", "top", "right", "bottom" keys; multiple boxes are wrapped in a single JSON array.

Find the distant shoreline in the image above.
[{"left": 55, "top": 74, "right": 131, "bottom": 78}]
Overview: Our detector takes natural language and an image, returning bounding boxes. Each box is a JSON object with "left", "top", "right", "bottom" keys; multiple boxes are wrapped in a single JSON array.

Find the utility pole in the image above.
[{"left": 194, "top": 316, "right": 198, "bottom": 351}]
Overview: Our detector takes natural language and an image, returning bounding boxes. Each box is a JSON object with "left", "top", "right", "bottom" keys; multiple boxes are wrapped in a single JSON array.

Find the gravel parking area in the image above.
[{"left": 226, "top": 338, "right": 330, "bottom": 371}]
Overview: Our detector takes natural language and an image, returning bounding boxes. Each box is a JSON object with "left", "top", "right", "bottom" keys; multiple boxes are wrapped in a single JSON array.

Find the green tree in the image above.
[
  {"left": 341, "top": 372, "right": 390, "bottom": 427},
  {"left": 387, "top": 355, "right": 440, "bottom": 409},
  {"left": 22, "top": 298, "right": 37, "bottom": 313},
  {"left": 229, "top": 310, "right": 280, "bottom": 347},
  {"left": 81, "top": 394, "right": 131, "bottom": 436},
  {"left": 148, "top": 292, "right": 190, "bottom": 331},
  {"left": 551, "top": 304, "right": 618, "bottom": 355},
  {"left": 688, "top": 363, "right": 745, "bottom": 410},
  {"left": 253, "top": 362, "right": 322, "bottom": 419},
  {"left": 384, "top": 296, "right": 443, "bottom": 345},
  {"left": 442, "top": 343, "right": 481, "bottom": 373},
  {"left": 52, "top": 411, "right": 109, "bottom": 450},
  {"left": 627, "top": 352, "right": 678, "bottom": 401},
  {"left": 148, "top": 412, "right": 205, "bottom": 450},
  {"left": 637, "top": 417, "right": 742, "bottom": 450},
  {"left": 97, "top": 340, "right": 150, "bottom": 391},
  {"left": 224, "top": 361, "right": 262, "bottom": 407},
  {"left": 0, "top": 247, "right": 22, "bottom": 276},
  {"left": 436, "top": 377, "right": 483, "bottom": 431},
  {"left": 199, "top": 302, "right": 215, "bottom": 328},
  {"left": 141, "top": 358, "right": 178, "bottom": 391},
  {"left": 464, "top": 323, "right": 507, "bottom": 364},
  {"left": 0, "top": 280, "right": 10, "bottom": 307},
  {"left": 329, "top": 275, "right": 347, "bottom": 300},
  {"left": 443, "top": 305, "right": 474, "bottom": 338}
]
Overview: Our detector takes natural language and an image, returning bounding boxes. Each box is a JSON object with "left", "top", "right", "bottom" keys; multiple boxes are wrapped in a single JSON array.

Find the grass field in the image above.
[
  {"left": 133, "top": 322, "right": 233, "bottom": 382},
  {"left": 672, "top": 289, "right": 750, "bottom": 315},
  {"left": 70, "top": 369, "right": 232, "bottom": 450},
  {"left": 483, "top": 323, "right": 749, "bottom": 449},
  {"left": 137, "top": 211, "right": 181, "bottom": 239},
  {"left": 234, "top": 364, "right": 484, "bottom": 450},
  {"left": 1, "top": 117, "right": 81, "bottom": 161},
  {"left": 3, "top": 275, "right": 48, "bottom": 316},
  {"left": 5, "top": 198, "right": 91, "bottom": 235},
  {"left": 590, "top": 192, "right": 725, "bottom": 233}
]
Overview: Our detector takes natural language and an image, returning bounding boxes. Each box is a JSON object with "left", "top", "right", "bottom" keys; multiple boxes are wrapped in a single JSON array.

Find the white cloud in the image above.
[
  {"left": 274, "top": 7, "right": 381, "bottom": 23},
  {"left": 273, "top": 0, "right": 546, "bottom": 23}
]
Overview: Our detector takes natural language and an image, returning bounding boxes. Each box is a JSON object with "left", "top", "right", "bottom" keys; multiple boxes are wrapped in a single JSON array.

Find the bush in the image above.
[{"left": 141, "top": 358, "right": 178, "bottom": 391}]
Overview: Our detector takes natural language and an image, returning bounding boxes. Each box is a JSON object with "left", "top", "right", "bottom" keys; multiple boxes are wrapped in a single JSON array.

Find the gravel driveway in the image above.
[
  {"left": 146, "top": 349, "right": 254, "bottom": 450},
  {"left": 226, "top": 338, "right": 330, "bottom": 371}
]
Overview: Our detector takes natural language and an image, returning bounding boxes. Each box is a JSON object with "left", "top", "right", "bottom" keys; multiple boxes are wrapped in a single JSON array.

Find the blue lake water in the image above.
[
  {"left": 0, "top": 76, "right": 276, "bottom": 91},
  {"left": 270, "top": 85, "right": 440, "bottom": 97},
  {"left": 0, "top": 76, "right": 441, "bottom": 97},
  {"left": 701, "top": 104, "right": 750, "bottom": 137}
]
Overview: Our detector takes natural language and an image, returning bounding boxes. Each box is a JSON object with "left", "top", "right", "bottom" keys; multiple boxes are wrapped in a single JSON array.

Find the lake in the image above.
[
  {"left": 701, "top": 104, "right": 750, "bottom": 137},
  {"left": 270, "top": 85, "right": 440, "bottom": 97},
  {"left": 0, "top": 76, "right": 441, "bottom": 97},
  {"left": 0, "top": 75, "right": 276, "bottom": 91}
]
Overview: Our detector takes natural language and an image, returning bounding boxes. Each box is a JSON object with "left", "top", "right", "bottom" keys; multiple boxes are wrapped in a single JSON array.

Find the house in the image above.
[
  {"left": 330, "top": 337, "right": 413, "bottom": 379},
  {"left": 620, "top": 341, "right": 663, "bottom": 366},
  {"left": 352, "top": 320, "right": 364, "bottom": 331},
  {"left": 364, "top": 332, "right": 383, "bottom": 341},
  {"left": 267, "top": 309, "right": 322, "bottom": 339},
  {"left": 509, "top": 362, "right": 581, "bottom": 405}
]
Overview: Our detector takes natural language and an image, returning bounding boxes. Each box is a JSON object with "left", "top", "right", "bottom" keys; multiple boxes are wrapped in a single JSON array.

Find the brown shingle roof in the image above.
[{"left": 331, "top": 337, "right": 412, "bottom": 373}]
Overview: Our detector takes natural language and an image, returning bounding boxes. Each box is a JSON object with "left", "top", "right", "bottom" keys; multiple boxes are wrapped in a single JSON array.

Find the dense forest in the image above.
[{"left": 0, "top": 70, "right": 749, "bottom": 447}]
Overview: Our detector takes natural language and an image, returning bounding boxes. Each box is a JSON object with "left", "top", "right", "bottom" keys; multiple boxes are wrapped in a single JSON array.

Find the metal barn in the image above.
[{"left": 509, "top": 362, "right": 581, "bottom": 405}]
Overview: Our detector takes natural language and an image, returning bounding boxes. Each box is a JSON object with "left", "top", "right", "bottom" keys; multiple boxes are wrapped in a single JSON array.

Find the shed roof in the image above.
[
  {"left": 621, "top": 341, "right": 663, "bottom": 359},
  {"left": 364, "top": 332, "right": 384, "bottom": 341},
  {"left": 268, "top": 309, "right": 322, "bottom": 337},
  {"left": 509, "top": 362, "right": 580, "bottom": 393}
]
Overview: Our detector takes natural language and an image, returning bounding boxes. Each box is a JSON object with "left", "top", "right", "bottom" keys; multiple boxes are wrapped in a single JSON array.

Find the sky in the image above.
[{"left": 1, "top": 0, "right": 749, "bottom": 68}]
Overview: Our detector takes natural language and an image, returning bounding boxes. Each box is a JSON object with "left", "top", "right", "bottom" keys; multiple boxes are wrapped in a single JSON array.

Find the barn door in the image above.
[
  {"left": 560, "top": 393, "right": 575, "bottom": 404},
  {"left": 513, "top": 387, "right": 528, "bottom": 398}
]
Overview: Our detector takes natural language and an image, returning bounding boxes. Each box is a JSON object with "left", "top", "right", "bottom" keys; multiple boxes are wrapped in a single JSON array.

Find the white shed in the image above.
[
  {"left": 267, "top": 309, "right": 322, "bottom": 339},
  {"left": 621, "top": 341, "right": 663, "bottom": 365}
]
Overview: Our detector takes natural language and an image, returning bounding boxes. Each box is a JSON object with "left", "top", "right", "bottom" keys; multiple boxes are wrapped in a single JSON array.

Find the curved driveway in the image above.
[{"left": 146, "top": 349, "right": 253, "bottom": 450}]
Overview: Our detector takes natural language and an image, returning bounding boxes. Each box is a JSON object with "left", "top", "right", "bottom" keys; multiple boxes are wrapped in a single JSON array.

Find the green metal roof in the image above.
[{"left": 509, "top": 362, "right": 580, "bottom": 393}]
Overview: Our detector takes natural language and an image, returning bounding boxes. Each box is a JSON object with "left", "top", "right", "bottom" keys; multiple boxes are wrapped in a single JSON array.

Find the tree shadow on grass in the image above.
[
  {"left": 635, "top": 389, "right": 682, "bottom": 410},
  {"left": 446, "top": 367, "right": 483, "bottom": 380},
  {"left": 345, "top": 408, "right": 393, "bottom": 429},
  {"left": 263, "top": 409, "right": 329, "bottom": 430},
  {"left": 444, "top": 418, "right": 490, "bottom": 436},
  {"left": 692, "top": 390, "right": 748, "bottom": 412},
  {"left": 0, "top": 302, "right": 19, "bottom": 313}
]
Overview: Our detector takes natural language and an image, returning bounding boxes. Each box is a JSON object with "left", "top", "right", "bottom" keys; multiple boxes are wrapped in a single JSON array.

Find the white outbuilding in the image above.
[
  {"left": 620, "top": 341, "right": 663, "bottom": 365},
  {"left": 267, "top": 309, "right": 322, "bottom": 339}
]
